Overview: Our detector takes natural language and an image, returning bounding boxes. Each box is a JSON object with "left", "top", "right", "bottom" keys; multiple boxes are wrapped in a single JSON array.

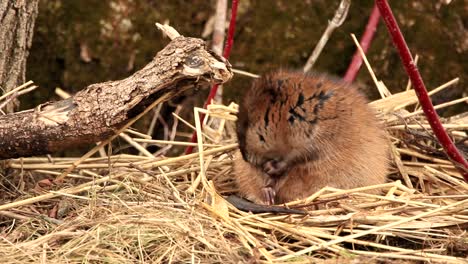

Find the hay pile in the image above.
[{"left": 0, "top": 77, "right": 467, "bottom": 263}]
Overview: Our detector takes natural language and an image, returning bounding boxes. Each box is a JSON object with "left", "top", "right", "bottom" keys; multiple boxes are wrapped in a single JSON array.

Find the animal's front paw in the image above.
[{"left": 263, "top": 159, "right": 288, "bottom": 177}]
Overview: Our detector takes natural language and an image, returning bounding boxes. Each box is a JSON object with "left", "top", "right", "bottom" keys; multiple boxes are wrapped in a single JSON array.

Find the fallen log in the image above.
[{"left": 0, "top": 27, "right": 232, "bottom": 159}]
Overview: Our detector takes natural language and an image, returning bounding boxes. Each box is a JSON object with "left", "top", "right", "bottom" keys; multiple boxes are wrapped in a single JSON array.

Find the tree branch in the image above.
[
  {"left": 343, "top": 3, "right": 380, "bottom": 83},
  {"left": 0, "top": 31, "right": 232, "bottom": 159}
]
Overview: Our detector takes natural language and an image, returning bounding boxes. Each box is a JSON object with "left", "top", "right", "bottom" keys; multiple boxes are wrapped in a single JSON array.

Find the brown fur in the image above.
[{"left": 234, "top": 70, "right": 390, "bottom": 204}]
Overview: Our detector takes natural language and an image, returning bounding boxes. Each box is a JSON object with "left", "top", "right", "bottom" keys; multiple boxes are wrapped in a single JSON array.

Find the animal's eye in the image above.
[{"left": 259, "top": 134, "right": 265, "bottom": 142}]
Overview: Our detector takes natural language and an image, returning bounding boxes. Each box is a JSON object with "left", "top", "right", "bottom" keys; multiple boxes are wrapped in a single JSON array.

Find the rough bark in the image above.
[
  {"left": 0, "top": 36, "right": 232, "bottom": 159},
  {"left": 0, "top": 0, "right": 39, "bottom": 113}
]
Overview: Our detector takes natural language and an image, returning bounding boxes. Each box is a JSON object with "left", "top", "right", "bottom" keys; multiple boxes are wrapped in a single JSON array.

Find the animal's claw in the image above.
[{"left": 262, "top": 186, "right": 276, "bottom": 205}]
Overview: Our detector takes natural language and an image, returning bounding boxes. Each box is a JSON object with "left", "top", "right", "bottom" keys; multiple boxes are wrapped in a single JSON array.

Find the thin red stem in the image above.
[
  {"left": 343, "top": 3, "right": 380, "bottom": 83},
  {"left": 185, "top": 0, "right": 239, "bottom": 154},
  {"left": 376, "top": 0, "right": 468, "bottom": 182}
]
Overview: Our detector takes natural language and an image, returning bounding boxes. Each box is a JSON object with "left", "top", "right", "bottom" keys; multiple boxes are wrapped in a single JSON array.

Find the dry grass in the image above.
[{"left": 0, "top": 76, "right": 467, "bottom": 263}]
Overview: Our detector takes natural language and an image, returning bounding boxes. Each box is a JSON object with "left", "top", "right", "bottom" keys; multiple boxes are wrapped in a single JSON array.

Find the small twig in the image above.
[
  {"left": 158, "top": 115, "right": 169, "bottom": 141},
  {"left": 0, "top": 210, "right": 30, "bottom": 221},
  {"left": 376, "top": 0, "right": 468, "bottom": 181},
  {"left": 119, "top": 133, "right": 154, "bottom": 158},
  {"left": 350, "top": 34, "right": 391, "bottom": 98},
  {"left": 231, "top": 68, "right": 259, "bottom": 78},
  {"left": 153, "top": 105, "right": 183, "bottom": 157},
  {"left": 211, "top": 0, "right": 228, "bottom": 58},
  {"left": 0, "top": 92, "right": 18, "bottom": 110},
  {"left": 172, "top": 113, "right": 216, "bottom": 142},
  {"left": 0, "top": 85, "right": 37, "bottom": 111},
  {"left": 141, "top": 104, "right": 163, "bottom": 150},
  {"left": 213, "top": 0, "right": 228, "bottom": 103},
  {"left": 168, "top": 106, "right": 182, "bottom": 141},
  {"left": 0, "top": 80, "right": 34, "bottom": 101},
  {"left": 401, "top": 96, "right": 468, "bottom": 119},
  {"left": 343, "top": 3, "right": 380, "bottom": 82},
  {"left": 133, "top": 138, "right": 220, "bottom": 147},
  {"left": 303, "top": 0, "right": 351, "bottom": 73},
  {"left": 124, "top": 129, "right": 152, "bottom": 139},
  {"left": 155, "top": 23, "right": 181, "bottom": 40},
  {"left": 187, "top": 107, "right": 209, "bottom": 192},
  {"left": 395, "top": 77, "right": 459, "bottom": 111}
]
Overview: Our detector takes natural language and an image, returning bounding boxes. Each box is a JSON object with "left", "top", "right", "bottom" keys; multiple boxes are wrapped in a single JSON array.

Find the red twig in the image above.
[
  {"left": 185, "top": 0, "right": 239, "bottom": 154},
  {"left": 376, "top": 0, "right": 468, "bottom": 182},
  {"left": 343, "top": 3, "right": 380, "bottom": 83}
]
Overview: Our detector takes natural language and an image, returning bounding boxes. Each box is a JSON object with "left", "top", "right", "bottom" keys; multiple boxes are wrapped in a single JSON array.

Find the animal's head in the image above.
[{"left": 236, "top": 70, "right": 344, "bottom": 176}]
